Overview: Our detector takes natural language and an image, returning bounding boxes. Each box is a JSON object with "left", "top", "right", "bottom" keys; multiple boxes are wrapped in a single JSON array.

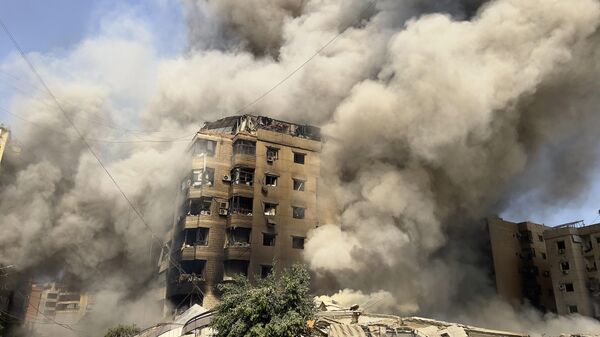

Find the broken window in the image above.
[
  {"left": 538, "top": 235, "right": 544, "bottom": 242},
  {"left": 292, "top": 236, "right": 305, "bottom": 249},
  {"left": 542, "top": 252, "right": 547, "bottom": 260},
  {"left": 188, "top": 197, "right": 212, "bottom": 216},
  {"left": 561, "top": 261, "right": 570, "bottom": 271},
  {"left": 263, "top": 233, "right": 276, "bottom": 246},
  {"left": 565, "top": 283, "right": 574, "bottom": 292},
  {"left": 227, "top": 228, "right": 251, "bottom": 247},
  {"left": 233, "top": 140, "right": 256, "bottom": 155},
  {"left": 179, "top": 261, "right": 206, "bottom": 283},
  {"left": 266, "top": 147, "right": 279, "bottom": 160},
  {"left": 292, "top": 207, "right": 305, "bottom": 219},
  {"left": 293, "top": 152, "right": 305, "bottom": 164},
  {"left": 184, "top": 228, "right": 209, "bottom": 246},
  {"left": 58, "top": 294, "right": 80, "bottom": 302},
  {"left": 568, "top": 305, "right": 578, "bottom": 314},
  {"left": 191, "top": 139, "right": 216, "bottom": 157},
  {"left": 232, "top": 167, "right": 254, "bottom": 186},
  {"left": 265, "top": 174, "right": 278, "bottom": 186},
  {"left": 292, "top": 179, "right": 305, "bottom": 191},
  {"left": 223, "top": 260, "right": 249, "bottom": 280},
  {"left": 557, "top": 240, "right": 566, "bottom": 250},
  {"left": 261, "top": 265, "right": 273, "bottom": 278},
  {"left": 230, "top": 196, "right": 253, "bottom": 216},
  {"left": 191, "top": 168, "right": 215, "bottom": 187},
  {"left": 264, "top": 203, "right": 277, "bottom": 216},
  {"left": 46, "top": 293, "right": 57, "bottom": 300}
]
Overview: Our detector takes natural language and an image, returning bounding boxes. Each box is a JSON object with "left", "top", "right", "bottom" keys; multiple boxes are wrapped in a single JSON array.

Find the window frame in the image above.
[
  {"left": 292, "top": 236, "right": 305, "bottom": 249},
  {"left": 292, "top": 206, "right": 305, "bottom": 219},
  {"left": 293, "top": 152, "right": 306, "bottom": 164}
]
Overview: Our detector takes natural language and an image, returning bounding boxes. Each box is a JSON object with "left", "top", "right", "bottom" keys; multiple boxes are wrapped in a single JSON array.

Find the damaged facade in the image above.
[
  {"left": 23, "top": 282, "right": 93, "bottom": 337},
  {"left": 488, "top": 217, "right": 600, "bottom": 318},
  {"left": 158, "top": 115, "right": 331, "bottom": 311}
]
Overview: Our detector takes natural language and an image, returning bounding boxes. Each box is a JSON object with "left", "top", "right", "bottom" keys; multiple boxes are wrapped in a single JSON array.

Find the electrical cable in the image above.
[{"left": 0, "top": 17, "right": 206, "bottom": 298}]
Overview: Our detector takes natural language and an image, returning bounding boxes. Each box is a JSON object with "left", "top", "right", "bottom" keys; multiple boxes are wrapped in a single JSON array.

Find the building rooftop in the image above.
[{"left": 201, "top": 114, "right": 321, "bottom": 141}]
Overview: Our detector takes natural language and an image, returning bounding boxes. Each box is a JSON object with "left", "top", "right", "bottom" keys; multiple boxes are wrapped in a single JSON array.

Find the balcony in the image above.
[
  {"left": 228, "top": 212, "right": 253, "bottom": 228},
  {"left": 224, "top": 243, "right": 251, "bottom": 260},
  {"left": 232, "top": 154, "right": 255, "bottom": 167}
]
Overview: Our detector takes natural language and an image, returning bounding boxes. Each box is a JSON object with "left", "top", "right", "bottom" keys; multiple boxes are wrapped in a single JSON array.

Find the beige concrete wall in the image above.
[{"left": 167, "top": 127, "right": 324, "bottom": 309}]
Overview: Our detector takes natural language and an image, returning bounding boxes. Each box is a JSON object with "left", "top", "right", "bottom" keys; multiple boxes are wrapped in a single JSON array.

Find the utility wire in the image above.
[
  {"left": 233, "top": 0, "right": 376, "bottom": 115},
  {"left": 0, "top": 18, "right": 205, "bottom": 297}
]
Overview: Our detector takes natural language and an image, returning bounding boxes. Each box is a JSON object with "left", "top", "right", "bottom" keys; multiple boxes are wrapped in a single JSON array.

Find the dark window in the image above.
[
  {"left": 266, "top": 147, "right": 279, "bottom": 160},
  {"left": 233, "top": 140, "right": 256, "bottom": 155},
  {"left": 263, "top": 233, "right": 276, "bottom": 246},
  {"left": 568, "top": 305, "right": 578, "bottom": 314},
  {"left": 46, "top": 293, "right": 58, "bottom": 299},
  {"left": 183, "top": 227, "right": 210, "bottom": 246},
  {"left": 223, "top": 260, "right": 249, "bottom": 279},
  {"left": 232, "top": 167, "right": 254, "bottom": 186},
  {"left": 191, "top": 139, "right": 216, "bottom": 157},
  {"left": 542, "top": 252, "right": 547, "bottom": 260},
  {"left": 188, "top": 197, "right": 212, "bottom": 215},
  {"left": 557, "top": 240, "right": 566, "bottom": 250},
  {"left": 191, "top": 168, "right": 215, "bottom": 187},
  {"left": 565, "top": 283, "right": 574, "bottom": 292},
  {"left": 292, "top": 236, "right": 305, "bottom": 249},
  {"left": 597, "top": 237, "right": 600, "bottom": 244},
  {"left": 538, "top": 235, "right": 544, "bottom": 242},
  {"left": 230, "top": 196, "right": 253, "bottom": 216},
  {"left": 561, "top": 261, "right": 570, "bottom": 271},
  {"left": 180, "top": 260, "right": 206, "bottom": 277},
  {"left": 293, "top": 179, "right": 305, "bottom": 191},
  {"left": 265, "top": 175, "right": 278, "bottom": 186},
  {"left": 227, "top": 228, "right": 251, "bottom": 247},
  {"left": 264, "top": 203, "right": 277, "bottom": 216},
  {"left": 261, "top": 265, "right": 273, "bottom": 278},
  {"left": 292, "top": 207, "right": 305, "bottom": 219},
  {"left": 293, "top": 152, "right": 305, "bottom": 164}
]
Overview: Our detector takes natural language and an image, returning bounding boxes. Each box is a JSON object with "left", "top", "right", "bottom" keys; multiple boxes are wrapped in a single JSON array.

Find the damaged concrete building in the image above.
[
  {"left": 23, "top": 282, "right": 93, "bottom": 337},
  {"left": 488, "top": 216, "right": 600, "bottom": 318},
  {"left": 0, "top": 124, "right": 9, "bottom": 168},
  {"left": 158, "top": 115, "right": 331, "bottom": 311}
]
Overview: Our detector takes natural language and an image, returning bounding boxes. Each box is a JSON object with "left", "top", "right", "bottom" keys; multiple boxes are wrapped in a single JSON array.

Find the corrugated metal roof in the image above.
[{"left": 329, "top": 323, "right": 367, "bottom": 337}]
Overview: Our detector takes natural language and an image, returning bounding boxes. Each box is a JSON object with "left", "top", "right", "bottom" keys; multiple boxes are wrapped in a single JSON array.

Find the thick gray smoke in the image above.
[{"left": 2, "top": 0, "right": 600, "bottom": 336}]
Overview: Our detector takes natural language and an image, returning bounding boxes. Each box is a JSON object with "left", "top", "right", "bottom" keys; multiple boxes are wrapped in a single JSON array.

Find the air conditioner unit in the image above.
[
  {"left": 223, "top": 175, "right": 232, "bottom": 182},
  {"left": 219, "top": 208, "right": 229, "bottom": 216},
  {"left": 267, "top": 156, "right": 275, "bottom": 163},
  {"left": 220, "top": 201, "right": 229, "bottom": 209}
]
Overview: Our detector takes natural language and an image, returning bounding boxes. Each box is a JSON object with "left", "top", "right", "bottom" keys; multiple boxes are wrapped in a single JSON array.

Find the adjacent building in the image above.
[
  {"left": 544, "top": 220, "right": 600, "bottom": 317},
  {"left": 0, "top": 125, "right": 9, "bottom": 167},
  {"left": 488, "top": 216, "right": 600, "bottom": 318},
  {"left": 23, "top": 282, "right": 92, "bottom": 337},
  {"left": 486, "top": 216, "right": 556, "bottom": 312},
  {"left": 160, "top": 115, "right": 329, "bottom": 312}
]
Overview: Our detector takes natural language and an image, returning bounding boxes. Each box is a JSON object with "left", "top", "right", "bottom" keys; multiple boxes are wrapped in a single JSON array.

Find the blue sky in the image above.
[{"left": 0, "top": 0, "right": 186, "bottom": 122}]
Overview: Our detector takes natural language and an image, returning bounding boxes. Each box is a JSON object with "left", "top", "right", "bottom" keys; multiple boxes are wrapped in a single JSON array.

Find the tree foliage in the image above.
[
  {"left": 103, "top": 324, "right": 141, "bottom": 337},
  {"left": 211, "top": 264, "right": 315, "bottom": 337}
]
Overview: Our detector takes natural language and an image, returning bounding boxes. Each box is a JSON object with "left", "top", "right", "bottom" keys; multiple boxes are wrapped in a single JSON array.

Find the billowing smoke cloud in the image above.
[{"left": 3, "top": 0, "right": 600, "bottom": 336}]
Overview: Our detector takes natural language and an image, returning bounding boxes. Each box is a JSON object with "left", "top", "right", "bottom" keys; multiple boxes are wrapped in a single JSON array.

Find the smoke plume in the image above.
[{"left": 2, "top": 0, "right": 600, "bottom": 336}]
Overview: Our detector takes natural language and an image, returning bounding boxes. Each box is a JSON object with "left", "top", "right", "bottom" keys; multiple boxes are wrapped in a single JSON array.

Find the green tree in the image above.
[
  {"left": 103, "top": 324, "right": 140, "bottom": 337},
  {"left": 211, "top": 264, "right": 316, "bottom": 337}
]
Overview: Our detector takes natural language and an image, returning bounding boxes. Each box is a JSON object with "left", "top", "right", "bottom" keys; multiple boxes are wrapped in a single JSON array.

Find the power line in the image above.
[
  {"left": 0, "top": 106, "right": 195, "bottom": 144},
  {"left": 0, "top": 18, "right": 205, "bottom": 297},
  {"left": 233, "top": 0, "right": 376, "bottom": 115}
]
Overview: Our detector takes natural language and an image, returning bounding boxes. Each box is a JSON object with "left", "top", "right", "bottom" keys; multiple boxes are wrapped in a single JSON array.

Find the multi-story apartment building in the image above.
[
  {"left": 160, "top": 115, "right": 326, "bottom": 311},
  {"left": 486, "top": 216, "right": 556, "bottom": 312},
  {"left": 544, "top": 220, "right": 600, "bottom": 317},
  {"left": 24, "top": 282, "right": 92, "bottom": 336}
]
